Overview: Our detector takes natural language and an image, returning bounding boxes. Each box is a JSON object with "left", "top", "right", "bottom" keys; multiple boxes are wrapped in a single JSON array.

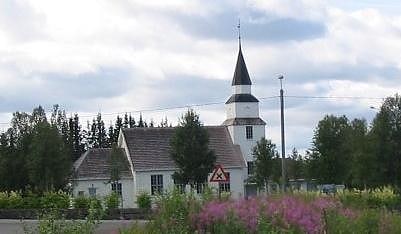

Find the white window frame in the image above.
[{"left": 151, "top": 175, "right": 163, "bottom": 195}]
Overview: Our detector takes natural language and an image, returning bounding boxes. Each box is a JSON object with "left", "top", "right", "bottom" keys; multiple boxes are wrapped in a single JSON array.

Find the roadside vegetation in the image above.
[{"left": 122, "top": 188, "right": 401, "bottom": 234}]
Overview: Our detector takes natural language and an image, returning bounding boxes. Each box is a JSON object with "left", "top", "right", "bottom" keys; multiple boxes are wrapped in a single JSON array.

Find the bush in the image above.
[
  {"left": 23, "top": 209, "right": 99, "bottom": 234},
  {"left": 136, "top": 192, "right": 151, "bottom": 209},
  {"left": 88, "top": 197, "right": 104, "bottom": 220},
  {"left": 22, "top": 192, "right": 41, "bottom": 209},
  {"left": 73, "top": 196, "right": 91, "bottom": 209},
  {"left": 0, "top": 192, "right": 8, "bottom": 209},
  {"left": 104, "top": 192, "right": 119, "bottom": 210},
  {"left": 40, "top": 191, "right": 70, "bottom": 209},
  {"left": 7, "top": 191, "right": 24, "bottom": 209},
  {"left": 339, "top": 187, "right": 401, "bottom": 209}
]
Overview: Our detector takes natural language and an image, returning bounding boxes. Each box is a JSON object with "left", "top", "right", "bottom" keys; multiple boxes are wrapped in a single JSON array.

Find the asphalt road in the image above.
[{"left": 0, "top": 219, "right": 148, "bottom": 234}]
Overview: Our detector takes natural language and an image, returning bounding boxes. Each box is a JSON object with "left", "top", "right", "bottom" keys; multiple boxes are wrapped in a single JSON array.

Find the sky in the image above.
[{"left": 0, "top": 0, "right": 400, "bottom": 154}]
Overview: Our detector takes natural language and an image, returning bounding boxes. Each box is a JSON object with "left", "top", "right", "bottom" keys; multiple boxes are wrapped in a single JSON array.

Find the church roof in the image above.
[
  {"left": 232, "top": 47, "right": 252, "bottom": 86},
  {"left": 225, "top": 93, "right": 259, "bottom": 104},
  {"left": 73, "top": 148, "right": 132, "bottom": 179},
  {"left": 122, "top": 126, "right": 245, "bottom": 171},
  {"left": 222, "top": 117, "right": 266, "bottom": 126}
]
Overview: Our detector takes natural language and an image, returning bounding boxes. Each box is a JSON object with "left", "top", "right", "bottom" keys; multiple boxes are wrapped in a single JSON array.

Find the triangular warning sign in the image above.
[{"left": 210, "top": 165, "right": 229, "bottom": 182}]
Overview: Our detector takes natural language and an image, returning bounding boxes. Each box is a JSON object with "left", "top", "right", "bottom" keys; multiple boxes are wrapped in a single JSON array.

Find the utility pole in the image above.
[{"left": 278, "top": 75, "right": 286, "bottom": 192}]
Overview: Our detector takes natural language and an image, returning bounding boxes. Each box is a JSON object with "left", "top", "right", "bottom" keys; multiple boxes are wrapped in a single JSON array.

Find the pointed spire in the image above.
[
  {"left": 238, "top": 18, "right": 241, "bottom": 49},
  {"left": 231, "top": 23, "right": 252, "bottom": 86}
]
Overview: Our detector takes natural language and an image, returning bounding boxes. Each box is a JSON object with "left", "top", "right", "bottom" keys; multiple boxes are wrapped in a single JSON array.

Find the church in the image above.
[{"left": 72, "top": 42, "right": 266, "bottom": 208}]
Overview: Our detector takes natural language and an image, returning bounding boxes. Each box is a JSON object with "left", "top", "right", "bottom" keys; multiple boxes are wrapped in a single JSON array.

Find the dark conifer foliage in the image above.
[
  {"left": 138, "top": 113, "right": 144, "bottom": 127},
  {"left": 170, "top": 109, "right": 216, "bottom": 185},
  {"left": 123, "top": 113, "right": 129, "bottom": 129},
  {"left": 129, "top": 114, "right": 136, "bottom": 128}
]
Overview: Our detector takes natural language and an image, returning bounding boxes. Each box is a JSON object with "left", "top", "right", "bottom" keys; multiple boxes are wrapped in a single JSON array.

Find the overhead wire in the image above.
[{"left": 0, "top": 95, "right": 385, "bottom": 126}]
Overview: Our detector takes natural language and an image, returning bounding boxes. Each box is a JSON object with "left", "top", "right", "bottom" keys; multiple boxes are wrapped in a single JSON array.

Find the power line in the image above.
[
  {"left": 0, "top": 95, "right": 385, "bottom": 126},
  {"left": 285, "top": 95, "right": 384, "bottom": 100}
]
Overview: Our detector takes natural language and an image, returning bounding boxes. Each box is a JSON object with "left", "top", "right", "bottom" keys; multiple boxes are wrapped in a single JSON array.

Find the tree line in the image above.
[
  {"left": 0, "top": 104, "right": 171, "bottom": 193},
  {"left": 253, "top": 94, "right": 401, "bottom": 191}
]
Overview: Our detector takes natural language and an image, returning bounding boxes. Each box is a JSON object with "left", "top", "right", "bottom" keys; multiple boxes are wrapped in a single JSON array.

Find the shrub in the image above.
[
  {"left": 88, "top": 197, "right": 104, "bottom": 220},
  {"left": 22, "top": 192, "right": 41, "bottom": 209},
  {"left": 339, "top": 187, "right": 401, "bottom": 209},
  {"left": 0, "top": 192, "right": 8, "bottom": 209},
  {"left": 40, "top": 191, "right": 70, "bottom": 209},
  {"left": 73, "top": 196, "right": 91, "bottom": 209},
  {"left": 136, "top": 192, "right": 151, "bottom": 209},
  {"left": 104, "top": 192, "right": 119, "bottom": 210},
  {"left": 23, "top": 209, "right": 99, "bottom": 234},
  {"left": 7, "top": 191, "right": 24, "bottom": 209}
]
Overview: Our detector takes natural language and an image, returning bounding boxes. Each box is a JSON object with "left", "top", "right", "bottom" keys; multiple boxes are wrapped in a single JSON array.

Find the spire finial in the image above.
[{"left": 237, "top": 18, "right": 241, "bottom": 49}]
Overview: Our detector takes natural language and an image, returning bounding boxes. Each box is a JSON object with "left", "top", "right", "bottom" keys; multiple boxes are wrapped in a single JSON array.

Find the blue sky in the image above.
[{"left": 0, "top": 0, "right": 400, "bottom": 154}]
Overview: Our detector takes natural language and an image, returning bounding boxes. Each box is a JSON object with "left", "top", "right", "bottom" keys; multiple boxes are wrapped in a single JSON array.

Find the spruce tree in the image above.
[
  {"left": 129, "top": 114, "right": 136, "bottom": 128},
  {"left": 170, "top": 109, "right": 216, "bottom": 185},
  {"left": 96, "top": 113, "right": 107, "bottom": 148},
  {"left": 137, "top": 113, "right": 144, "bottom": 127},
  {"left": 123, "top": 113, "right": 129, "bottom": 129}
]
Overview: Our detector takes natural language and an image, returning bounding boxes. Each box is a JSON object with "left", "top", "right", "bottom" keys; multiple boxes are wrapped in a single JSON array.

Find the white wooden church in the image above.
[{"left": 72, "top": 43, "right": 266, "bottom": 208}]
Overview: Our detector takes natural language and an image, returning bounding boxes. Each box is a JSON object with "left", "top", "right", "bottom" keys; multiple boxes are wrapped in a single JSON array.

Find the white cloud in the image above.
[{"left": 0, "top": 0, "right": 400, "bottom": 152}]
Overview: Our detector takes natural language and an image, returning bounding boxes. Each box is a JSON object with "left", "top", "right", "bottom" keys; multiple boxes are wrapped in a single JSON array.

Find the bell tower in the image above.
[{"left": 222, "top": 34, "right": 266, "bottom": 188}]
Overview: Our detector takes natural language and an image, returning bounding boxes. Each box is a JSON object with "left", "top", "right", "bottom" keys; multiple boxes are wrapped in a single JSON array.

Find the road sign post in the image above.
[{"left": 210, "top": 165, "right": 229, "bottom": 200}]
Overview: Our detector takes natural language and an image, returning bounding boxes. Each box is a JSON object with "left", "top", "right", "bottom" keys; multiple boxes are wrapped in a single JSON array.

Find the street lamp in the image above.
[{"left": 278, "top": 75, "right": 286, "bottom": 192}]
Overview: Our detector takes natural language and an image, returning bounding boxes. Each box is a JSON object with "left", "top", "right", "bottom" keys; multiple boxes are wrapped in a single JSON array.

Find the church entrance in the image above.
[{"left": 245, "top": 184, "right": 257, "bottom": 197}]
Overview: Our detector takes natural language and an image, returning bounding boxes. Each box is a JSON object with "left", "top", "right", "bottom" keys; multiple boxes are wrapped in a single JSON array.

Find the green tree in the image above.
[
  {"left": 129, "top": 114, "right": 136, "bottom": 128},
  {"left": 70, "top": 114, "right": 85, "bottom": 162},
  {"left": 123, "top": 113, "right": 129, "bottom": 129},
  {"left": 170, "top": 110, "right": 216, "bottom": 186},
  {"left": 252, "top": 138, "right": 279, "bottom": 190},
  {"left": 348, "top": 118, "right": 378, "bottom": 189},
  {"left": 109, "top": 144, "right": 125, "bottom": 183},
  {"left": 26, "top": 122, "right": 71, "bottom": 192},
  {"left": 287, "top": 148, "right": 305, "bottom": 180},
  {"left": 96, "top": 113, "right": 107, "bottom": 148},
  {"left": 108, "top": 124, "right": 116, "bottom": 145},
  {"left": 370, "top": 94, "right": 401, "bottom": 191},
  {"left": 137, "top": 113, "right": 144, "bottom": 127},
  {"left": 307, "top": 115, "right": 351, "bottom": 184}
]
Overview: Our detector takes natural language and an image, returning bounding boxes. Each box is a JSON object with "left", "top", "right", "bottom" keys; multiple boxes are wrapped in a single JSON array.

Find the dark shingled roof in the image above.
[
  {"left": 232, "top": 47, "right": 252, "bottom": 86},
  {"left": 225, "top": 93, "right": 259, "bottom": 104},
  {"left": 122, "top": 126, "right": 245, "bottom": 171},
  {"left": 74, "top": 148, "right": 132, "bottom": 179},
  {"left": 222, "top": 118, "right": 266, "bottom": 126}
]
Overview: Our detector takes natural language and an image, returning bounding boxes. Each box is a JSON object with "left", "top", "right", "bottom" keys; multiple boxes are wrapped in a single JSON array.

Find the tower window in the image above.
[{"left": 246, "top": 126, "right": 253, "bottom": 139}]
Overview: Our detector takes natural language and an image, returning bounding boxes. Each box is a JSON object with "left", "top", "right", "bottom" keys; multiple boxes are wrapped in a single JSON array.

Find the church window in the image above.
[
  {"left": 246, "top": 126, "right": 253, "bottom": 139},
  {"left": 111, "top": 182, "right": 122, "bottom": 196},
  {"left": 88, "top": 187, "right": 96, "bottom": 197},
  {"left": 219, "top": 173, "right": 230, "bottom": 192},
  {"left": 151, "top": 175, "right": 163, "bottom": 195}
]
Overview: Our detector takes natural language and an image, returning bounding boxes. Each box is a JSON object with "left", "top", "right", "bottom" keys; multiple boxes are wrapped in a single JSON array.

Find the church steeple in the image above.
[
  {"left": 232, "top": 20, "right": 252, "bottom": 86},
  {"left": 232, "top": 47, "right": 252, "bottom": 86}
]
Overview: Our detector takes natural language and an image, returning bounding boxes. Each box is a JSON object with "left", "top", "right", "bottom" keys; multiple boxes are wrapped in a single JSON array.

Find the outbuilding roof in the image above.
[{"left": 73, "top": 148, "right": 132, "bottom": 179}]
